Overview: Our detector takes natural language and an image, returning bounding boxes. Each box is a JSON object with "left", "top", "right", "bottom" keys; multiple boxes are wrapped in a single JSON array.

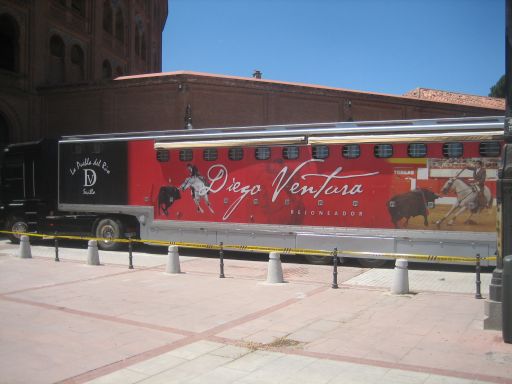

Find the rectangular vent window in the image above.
[
  {"left": 479, "top": 141, "right": 501, "bottom": 157},
  {"left": 203, "top": 148, "right": 218, "bottom": 161},
  {"left": 374, "top": 144, "right": 393, "bottom": 158},
  {"left": 312, "top": 145, "right": 329, "bottom": 159},
  {"left": 408, "top": 143, "right": 427, "bottom": 158},
  {"left": 342, "top": 144, "right": 360, "bottom": 159},
  {"left": 156, "top": 150, "right": 170, "bottom": 162},
  {"left": 443, "top": 142, "right": 463, "bottom": 158},
  {"left": 179, "top": 149, "right": 193, "bottom": 162},
  {"left": 229, "top": 147, "right": 244, "bottom": 161},
  {"left": 283, "top": 146, "right": 299, "bottom": 160},
  {"left": 255, "top": 147, "right": 271, "bottom": 160}
]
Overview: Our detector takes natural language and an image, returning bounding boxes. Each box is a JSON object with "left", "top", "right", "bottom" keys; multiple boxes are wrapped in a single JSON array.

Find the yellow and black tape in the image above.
[{"left": 0, "top": 230, "right": 496, "bottom": 263}]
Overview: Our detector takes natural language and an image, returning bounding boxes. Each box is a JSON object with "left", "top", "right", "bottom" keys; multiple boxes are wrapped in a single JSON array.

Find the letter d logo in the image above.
[{"left": 84, "top": 169, "right": 97, "bottom": 187}]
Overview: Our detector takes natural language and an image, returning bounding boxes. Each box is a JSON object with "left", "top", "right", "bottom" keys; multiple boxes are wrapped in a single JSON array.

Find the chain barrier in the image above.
[{"left": 0, "top": 230, "right": 497, "bottom": 264}]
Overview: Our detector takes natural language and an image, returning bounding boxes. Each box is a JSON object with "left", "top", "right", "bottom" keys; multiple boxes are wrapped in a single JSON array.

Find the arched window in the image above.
[
  {"left": 134, "top": 18, "right": 145, "bottom": 60},
  {"left": 70, "top": 44, "right": 84, "bottom": 82},
  {"left": 0, "top": 14, "right": 20, "bottom": 72},
  {"left": 140, "top": 31, "right": 146, "bottom": 60},
  {"left": 102, "top": 59, "right": 112, "bottom": 79},
  {"left": 49, "top": 35, "right": 65, "bottom": 83},
  {"left": 134, "top": 26, "right": 140, "bottom": 56},
  {"left": 0, "top": 112, "right": 10, "bottom": 149},
  {"left": 102, "top": 0, "right": 113, "bottom": 34},
  {"left": 115, "top": 7, "right": 124, "bottom": 43}
]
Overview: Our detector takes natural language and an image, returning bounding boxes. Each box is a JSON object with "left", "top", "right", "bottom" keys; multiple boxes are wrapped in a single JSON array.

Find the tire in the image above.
[
  {"left": 6, "top": 217, "right": 29, "bottom": 244},
  {"left": 305, "top": 254, "right": 332, "bottom": 265},
  {"left": 95, "top": 218, "right": 124, "bottom": 251},
  {"left": 357, "top": 258, "right": 387, "bottom": 268}
]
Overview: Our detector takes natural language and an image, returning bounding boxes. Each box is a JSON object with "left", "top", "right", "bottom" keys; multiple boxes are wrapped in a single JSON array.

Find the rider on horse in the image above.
[{"left": 465, "top": 160, "right": 486, "bottom": 210}]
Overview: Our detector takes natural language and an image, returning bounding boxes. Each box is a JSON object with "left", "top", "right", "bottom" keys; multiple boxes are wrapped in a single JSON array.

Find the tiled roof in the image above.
[{"left": 404, "top": 88, "right": 505, "bottom": 110}]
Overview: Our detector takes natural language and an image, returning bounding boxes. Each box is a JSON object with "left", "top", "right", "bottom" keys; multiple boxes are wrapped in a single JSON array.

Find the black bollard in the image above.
[
  {"left": 475, "top": 253, "right": 482, "bottom": 299},
  {"left": 54, "top": 233, "right": 60, "bottom": 262},
  {"left": 128, "top": 238, "right": 134, "bottom": 269},
  {"left": 332, "top": 248, "right": 339, "bottom": 289},
  {"left": 219, "top": 242, "right": 225, "bottom": 278}
]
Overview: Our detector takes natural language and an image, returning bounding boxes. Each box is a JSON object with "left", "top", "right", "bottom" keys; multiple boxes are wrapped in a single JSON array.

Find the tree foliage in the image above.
[{"left": 489, "top": 74, "right": 506, "bottom": 98}]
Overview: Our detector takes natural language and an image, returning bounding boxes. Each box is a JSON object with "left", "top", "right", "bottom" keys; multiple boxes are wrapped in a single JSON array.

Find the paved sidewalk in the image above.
[{"left": 0, "top": 239, "right": 511, "bottom": 384}]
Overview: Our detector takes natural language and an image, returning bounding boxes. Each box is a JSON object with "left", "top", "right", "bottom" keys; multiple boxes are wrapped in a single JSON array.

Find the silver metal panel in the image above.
[
  {"left": 58, "top": 204, "right": 153, "bottom": 217},
  {"left": 58, "top": 204, "right": 497, "bottom": 264},
  {"left": 296, "top": 233, "right": 395, "bottom": 256},
  {"left": 217, "top": 230, "right": 296, "bottom": 249},
  {"left": 308, "top": 131, "right": 503, "bottom": 145},
  {"left": 146, "top": 226, "right": 218, "bottom": 244},
  {"left": 60, "top": 116, "right": 504, "bottom": 144},
  {"left": 396, "top": 238, "right": 493, "bottom": 266},
  {"left": 154, "top": 136, "right": 305, "bottom": 149}
]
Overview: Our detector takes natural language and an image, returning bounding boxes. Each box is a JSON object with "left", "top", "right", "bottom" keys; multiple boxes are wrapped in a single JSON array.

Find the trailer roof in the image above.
[{"left": 60, "top": 116, "right": 504, "bottom": 144}]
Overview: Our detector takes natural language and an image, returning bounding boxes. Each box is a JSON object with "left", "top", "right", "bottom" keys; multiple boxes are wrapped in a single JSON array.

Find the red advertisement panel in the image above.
[{"left": 127, "top": 140, "right": 498, "bottom": 233}]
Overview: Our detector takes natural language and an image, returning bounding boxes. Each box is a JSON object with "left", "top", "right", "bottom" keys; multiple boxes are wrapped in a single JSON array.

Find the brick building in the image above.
[
  {"left": 0, "top": 0, "right": 167, "bottom": 146},
  {"left": 0, "top": 1, "right": 505, "bottom": 148}
]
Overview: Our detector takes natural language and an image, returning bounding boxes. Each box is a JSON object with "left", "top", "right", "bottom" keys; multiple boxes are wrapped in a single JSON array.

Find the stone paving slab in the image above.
[
  {"left": 345, "top": 268, "right": 492, "bottom": 294},
  {"left": 0, "top": 240, "right": 511, "bottom": 384},
  {"left": 85, "top": 340, "right": 496, "bottom": 384}
]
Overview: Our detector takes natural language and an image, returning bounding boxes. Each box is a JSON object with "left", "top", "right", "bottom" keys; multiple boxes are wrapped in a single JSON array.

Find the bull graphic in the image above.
[
  {"left": 158, "top": 186, "right": 181, "bottom": 216},
  {"left": 388, "top": 189, "right": 439, "bottom": 228}
]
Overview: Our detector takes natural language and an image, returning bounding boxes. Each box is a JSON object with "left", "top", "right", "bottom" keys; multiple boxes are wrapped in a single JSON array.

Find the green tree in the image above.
[{"left": 489, "top": 74, "right": 506, "bottom": 98}]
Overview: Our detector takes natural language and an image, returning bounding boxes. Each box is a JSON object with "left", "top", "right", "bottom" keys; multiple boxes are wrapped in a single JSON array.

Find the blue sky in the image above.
[{"left": 162, "top": 0, "right": 504, "bottom": 97}]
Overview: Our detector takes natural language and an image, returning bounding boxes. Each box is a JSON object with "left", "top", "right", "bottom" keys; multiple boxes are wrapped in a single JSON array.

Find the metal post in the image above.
[
  {"left": 54, "top": 232, "right": 60, "bottom": 262},
  {"left": 128, "top": 238, "right": 134, "bottom": 269},
  {"left": 332, "top": 248, "right": 339, "bottom": 289},
  {"left": 475, "top": 254, "right": 482, "bottom": 299},
  {"left": 219, "top": 242, "right": 225, "bottom": 278},
  {"left": 485, "top": 0, "right": 512, "bottom": 330}
]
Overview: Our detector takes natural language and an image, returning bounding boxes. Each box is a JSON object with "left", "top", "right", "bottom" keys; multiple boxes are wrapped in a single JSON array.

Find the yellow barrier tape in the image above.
[{"left": 0, "top": 230, "right": 495, "bottom": 263}]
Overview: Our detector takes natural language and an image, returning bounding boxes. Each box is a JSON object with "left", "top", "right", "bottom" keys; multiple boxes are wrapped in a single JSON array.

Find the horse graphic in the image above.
[
  {"left": 180, "top": 175, "right": 215, "bottom": 214},
  {"left": 435, "top": 177, "right": 492, "bottom": 228}
]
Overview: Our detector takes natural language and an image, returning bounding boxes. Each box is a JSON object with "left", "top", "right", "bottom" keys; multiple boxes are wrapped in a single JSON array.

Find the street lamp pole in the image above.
[{"left": 485, "top": 0, "right": 512, "bottom": 330}]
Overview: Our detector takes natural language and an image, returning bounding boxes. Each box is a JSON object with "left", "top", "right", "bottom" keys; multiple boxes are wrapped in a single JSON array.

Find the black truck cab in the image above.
[{"left": 0, "top": 140, "right": 58, "bottom": 241}]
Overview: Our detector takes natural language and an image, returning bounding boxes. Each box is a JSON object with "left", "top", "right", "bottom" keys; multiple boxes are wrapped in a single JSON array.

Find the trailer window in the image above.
[
  {"left": 479, "top": 141, "right": 501, "bottom": 157},
  {"left": 255, "top": 147, "right": 271, "bottom": 160},
  {"left": 374, "top": 144, "right": 393, "bottom": 158},
  {"left": 156, "top": 150, "right": 169, "bottom": 162},
  {"left": 283, "top": 146, "right": 299, "bottom": 160},
  {"left": 179, "top": 149, "right": 193, "bottom": 161},
  {"left": 312, "top": 145, "right": 329, "bottom": 159},
  {"left": 72, "top": 144, "right": 82, "bottom": 154},
  {"left": 229, "top": 147, "right": 244, "bottom": 161},
  {"left": 1, "top": 156, "right": 24, "bottom": 199},
  {"left": 408, "top": 143, "right": 427, "bottom": 158},
  {"left": 443, "top": 142, "right": 463, "bottom": 158},
  {"left": 92, "top": 142, "right": 102, "bottom": 154},
  {"left": 342, "top": 144, "right": 360, "bottom": 159},
  {"left": 203, "top": 148, "right": 218, "bottom": 161}
]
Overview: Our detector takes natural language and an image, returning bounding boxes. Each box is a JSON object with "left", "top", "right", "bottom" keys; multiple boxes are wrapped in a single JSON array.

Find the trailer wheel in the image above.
[
  {"left": 358, "top": 258, "right": 387, "bottom": 268},
  {"left": 305, "top": 255, "right": 332, "bottom": 265},
  {"left": 6, "top": 217, "right": 28, "bottom": 244},
  {"left": 95, "top": 218, "right": 124, "bottom": 251}
]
